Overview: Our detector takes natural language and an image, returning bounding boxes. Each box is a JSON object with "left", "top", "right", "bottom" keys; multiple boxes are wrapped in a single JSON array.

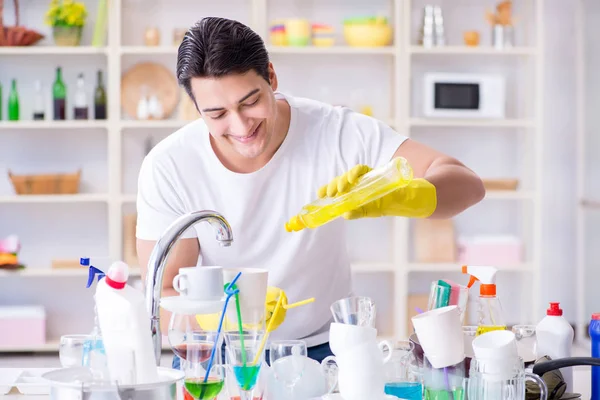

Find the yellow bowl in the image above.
[{"left": 343, "top": 23, "right": 393, "bottom": 47}]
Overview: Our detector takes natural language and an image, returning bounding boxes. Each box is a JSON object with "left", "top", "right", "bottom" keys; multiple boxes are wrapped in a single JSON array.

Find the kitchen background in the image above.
[{"left": 0, "top": 0, "right": 596, "bottom": 360}]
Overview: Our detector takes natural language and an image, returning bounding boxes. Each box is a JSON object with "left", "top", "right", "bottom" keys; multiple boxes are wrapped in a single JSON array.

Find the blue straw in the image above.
[{"left": 203, "top": 271, "right": 242, "bottom": 383}]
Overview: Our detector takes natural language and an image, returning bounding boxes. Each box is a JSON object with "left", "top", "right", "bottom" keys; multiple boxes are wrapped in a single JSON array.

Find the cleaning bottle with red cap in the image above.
[
  {"left": 95, "top": 261, "right": 159, "bottom": 385},
  {"left": 536, "top": 302, "right": 574, "bottom": 392},
  {"left": 462, "top": 265, "right": 506, "bottom": 336}
]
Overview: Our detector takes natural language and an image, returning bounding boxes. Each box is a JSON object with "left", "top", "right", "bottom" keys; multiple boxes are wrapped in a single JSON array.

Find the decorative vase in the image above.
[{"left": 53, "top": 26, "right": 83, "bottom": 46}]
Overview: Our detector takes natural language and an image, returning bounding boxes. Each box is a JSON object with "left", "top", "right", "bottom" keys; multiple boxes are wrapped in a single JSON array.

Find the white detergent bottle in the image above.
[
  {"left": 95, "top": 261, "right": 159, "bottom": 385},
  {"left": 535, "top": 302, "right": 574, "bottom": 391}
]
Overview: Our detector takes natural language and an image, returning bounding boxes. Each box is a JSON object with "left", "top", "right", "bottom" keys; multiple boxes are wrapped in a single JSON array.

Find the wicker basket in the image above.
[
  {"left": 0, "top": 0, "right": 45, "bottom": 46},
  {"left": 8, "top": 170, "right": 81, "bottom": 195}
]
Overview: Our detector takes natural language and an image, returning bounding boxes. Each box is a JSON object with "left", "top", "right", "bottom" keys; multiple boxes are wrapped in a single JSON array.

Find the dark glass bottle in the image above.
[
  {"left": 53, "top": 67, "right": 67, "bottom": 120},
  {"left": 94, "top": 70, "right": 107, "bottom": 120}
]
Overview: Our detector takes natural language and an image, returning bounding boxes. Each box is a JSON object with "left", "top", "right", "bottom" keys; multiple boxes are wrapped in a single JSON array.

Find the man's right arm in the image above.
[
  {"left": 135, "top": 153, "right": 200, "bottom": 332},
  {"left": 137, "top": 238, "right": 200, "bottom": 333}
]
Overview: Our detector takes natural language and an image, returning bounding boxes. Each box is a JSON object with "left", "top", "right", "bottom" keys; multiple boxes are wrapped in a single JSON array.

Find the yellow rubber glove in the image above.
[
  {"left": 318, "top": 164, "right": 438, "bottom": 219},
  {"left": 265, "top": 286, "right": 288, "bottom": 331}
]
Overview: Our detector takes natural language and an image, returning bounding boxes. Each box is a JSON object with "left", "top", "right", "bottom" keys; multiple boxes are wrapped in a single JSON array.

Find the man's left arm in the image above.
[{"left": 393, "top": 138, "right": 486, "bottom": 219}]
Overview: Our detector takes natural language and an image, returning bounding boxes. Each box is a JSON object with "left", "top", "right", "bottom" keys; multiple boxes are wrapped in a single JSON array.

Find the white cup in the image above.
[
  {"left": 172, "top": 266, "right": 224, "bottom": 301},
  {"left": 328, "top": 322, "right": 377, "bottom": 356},
  {"left": 472, "top": 329, "right": 518, "bottom": 360},
  {"left": 223, "top": 267, "right": 268, "bottom": 326},
  {"left": 322, "top": 341, "right": 392, "bottom": 400},
  {"left": 336, "top": 340, "right": 393, "bottom": 366},
  {"left": 411, "top": 305, "right": 464, "bottom": 369}
]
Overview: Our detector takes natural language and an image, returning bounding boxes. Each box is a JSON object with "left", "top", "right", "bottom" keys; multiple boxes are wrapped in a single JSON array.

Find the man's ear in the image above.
[{"left": 268, "top": 62, "right": 278, "bottom": 91}]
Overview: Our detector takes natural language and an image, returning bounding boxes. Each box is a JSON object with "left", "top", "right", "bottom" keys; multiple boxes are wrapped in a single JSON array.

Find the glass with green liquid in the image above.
[
  {"left": 422, "top": 355, "right": 466, "bottom": 400},
  {"left": 183, "top": 338, "right": 226, "bottom": 400}
]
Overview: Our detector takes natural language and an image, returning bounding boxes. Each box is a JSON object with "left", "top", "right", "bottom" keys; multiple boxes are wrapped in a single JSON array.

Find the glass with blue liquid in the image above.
[{"left": 384, "top": 340, "right": 423, "bottom": 400}]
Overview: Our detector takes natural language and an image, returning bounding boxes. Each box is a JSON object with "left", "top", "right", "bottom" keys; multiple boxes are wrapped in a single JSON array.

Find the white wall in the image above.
[{"left": 0, "top": 0, "right": 584, "bottom": 341}]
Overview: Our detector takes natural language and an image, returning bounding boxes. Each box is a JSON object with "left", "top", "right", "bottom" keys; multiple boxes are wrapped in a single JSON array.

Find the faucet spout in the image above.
[{"left": 144, "top": 210, "right": 233, "bottom": 364}]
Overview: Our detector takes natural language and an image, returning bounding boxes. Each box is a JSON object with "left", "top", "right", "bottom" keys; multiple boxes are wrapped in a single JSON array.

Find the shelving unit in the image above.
[{"left": 0, "top": 0, "right": 544, "bottom": 351}]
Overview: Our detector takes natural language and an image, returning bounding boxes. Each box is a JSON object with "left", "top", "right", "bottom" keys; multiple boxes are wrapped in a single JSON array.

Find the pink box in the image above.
[
  {"left": 0, "top": 306, "right": 46, "bottom": 347},
  {"left": 458, "top": 235, "right": 523, "bottom": 265}
]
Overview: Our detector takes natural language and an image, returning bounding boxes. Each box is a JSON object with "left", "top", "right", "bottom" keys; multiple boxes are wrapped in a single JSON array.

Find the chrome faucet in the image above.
[{"left": 144, "top": 210, "right": 233, "bottom": 364}]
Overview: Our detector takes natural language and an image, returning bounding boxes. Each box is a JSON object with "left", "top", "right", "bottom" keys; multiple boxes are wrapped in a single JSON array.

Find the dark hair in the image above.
[{"left": 176, "top": 17, "right": 270, "bottom": 103}]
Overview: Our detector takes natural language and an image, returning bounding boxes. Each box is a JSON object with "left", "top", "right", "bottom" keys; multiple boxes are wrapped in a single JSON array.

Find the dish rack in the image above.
[
  {"left": 8, "top": 170, "right": 81, "bottom": 195},
  {"left": 0, "top": 0, "right": 45, "bottom": 46}
]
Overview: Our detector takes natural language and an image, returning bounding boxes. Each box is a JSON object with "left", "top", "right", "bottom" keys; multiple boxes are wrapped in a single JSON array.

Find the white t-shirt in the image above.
[{"left": 136, "top": 92, "right": 408, "bottom": 347}]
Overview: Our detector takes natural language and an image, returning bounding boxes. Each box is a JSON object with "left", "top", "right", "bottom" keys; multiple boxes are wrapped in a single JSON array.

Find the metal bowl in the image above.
[{"left": 42, "top": 366, "right": 184, "bottom": 400}]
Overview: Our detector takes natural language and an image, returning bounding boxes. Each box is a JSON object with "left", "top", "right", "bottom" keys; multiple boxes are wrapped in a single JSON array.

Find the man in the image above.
[{"left": 136, "top": 17, "right": 485, "bottom": 366}]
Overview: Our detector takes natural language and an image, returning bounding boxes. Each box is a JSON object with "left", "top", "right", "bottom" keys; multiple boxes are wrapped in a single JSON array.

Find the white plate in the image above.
[
  {"left": 16, "top": 369, "right": 55, "bottom": 395},
  {"left": 160, "top": 296, "right": 225, "bottom": 315}
]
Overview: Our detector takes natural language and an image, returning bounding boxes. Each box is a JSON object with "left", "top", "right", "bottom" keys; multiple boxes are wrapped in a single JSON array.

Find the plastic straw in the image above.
[
  {"left": 203, "top": 271, "right": 242, "bottom": 384},
  {"left": 283, "top": 297, "right": 315, "bottom": 309},
  {"left": 443, "top": 367, "right": 454, "bottom": 400},
  {"left": 233, "top": 285, "right": 247, "bottom": 367},
  {"left": 252, "top": 294, "right": 284, "bottom": 365}
]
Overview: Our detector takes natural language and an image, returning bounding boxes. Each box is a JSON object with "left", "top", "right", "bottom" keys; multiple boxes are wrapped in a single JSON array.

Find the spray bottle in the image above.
[
  {"left": 462, "top": 265, "right": 506, "bottom": 336},
  {"left": 80, "top": 257, "right": 108, "bottom": 379}
]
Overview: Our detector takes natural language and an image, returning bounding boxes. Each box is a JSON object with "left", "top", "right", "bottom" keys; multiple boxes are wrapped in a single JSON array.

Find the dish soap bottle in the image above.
[
  {"left": 285, "top": 157, "right": 413, "bottom": 232},
  {"left": 95, "top": 261, "right": 159, "bottom": 385},
  {"left": 536, "top": 302, "right": 574, "bottom": 392},
  {"left": 462, "top": 265, "right": 506, "bottom": 335}
]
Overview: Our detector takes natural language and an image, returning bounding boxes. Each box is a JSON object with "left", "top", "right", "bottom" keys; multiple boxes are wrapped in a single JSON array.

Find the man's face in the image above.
[{"left": 191, "top": 66, "right": 279, "bottom": 162}]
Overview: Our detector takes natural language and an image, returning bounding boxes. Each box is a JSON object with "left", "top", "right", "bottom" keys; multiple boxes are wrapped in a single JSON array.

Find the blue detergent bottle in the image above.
[{"left": 590, "top": 313, "right": 600, "bottom": 400}]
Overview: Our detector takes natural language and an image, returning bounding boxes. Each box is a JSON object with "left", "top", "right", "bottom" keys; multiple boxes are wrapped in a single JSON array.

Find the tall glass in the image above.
[
  {"left": 183, "top": 336, "right": 226, "bottom": 400},
  {"left": 384, "top": 341, "right": 422, "bottom": 399},
  {"left": 225, "top": 330, "right": 266, "bottom": 400},
  {"left": 330, "top": 296, "right": 376, "bottom": 327},
  {"left": 269, "top": 340, "right": 307, "bottom": 396}
]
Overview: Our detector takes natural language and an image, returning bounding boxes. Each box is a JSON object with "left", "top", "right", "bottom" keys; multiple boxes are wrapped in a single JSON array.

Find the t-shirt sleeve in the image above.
[
  {"left": 135, "top": 155, "right": 197, "bottom": 241},
  {"left": 334, "top": 107, "right": 409, "bottom": 170}
]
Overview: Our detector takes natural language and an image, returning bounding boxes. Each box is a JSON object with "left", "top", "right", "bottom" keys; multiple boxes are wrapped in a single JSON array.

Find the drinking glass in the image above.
[
  {"left": 225, "top": 330, "right": 266, "bottom": 400},
  {"left": 512, "top": 325, "right": 537, "bottom": 362},
  {"left": 59, "top": 334, "right": 90, "bottom": 367},
  {"left": 383, "top": 340, "right": 422, "bottom": 400},
  {"left": 183, "top": 339, "right": 226, "bottom": 400},
  {"left": 168, "top": 312, "right": 223, "bottom": 364},
  {"left": 269, "top": 340, "right": 307, "bottom": 396},
  {"left": 330, "top": 296, "right": 376, "bottom": 327}
]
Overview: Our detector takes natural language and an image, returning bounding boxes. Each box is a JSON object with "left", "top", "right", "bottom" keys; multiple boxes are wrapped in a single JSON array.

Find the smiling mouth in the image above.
[{"left": 231, "top": 123, "right": 261, "bottom": 144}]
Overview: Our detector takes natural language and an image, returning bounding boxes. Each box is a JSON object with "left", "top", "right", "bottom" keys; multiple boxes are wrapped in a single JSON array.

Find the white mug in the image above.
[
  {"left": 172, "top": 266, "right": 224, "bottom": 301},
  {"left": 223, "top": 267, "right": 268, "bottom": 327},
  {"left": 329, "top": 322, "right": 378, "bottom": 356}
]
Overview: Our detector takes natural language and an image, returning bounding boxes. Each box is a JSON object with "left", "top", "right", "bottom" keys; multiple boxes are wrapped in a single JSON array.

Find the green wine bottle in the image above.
[
  {"left": 53, "top": 67, "right": 67, "bottom": 120},
  {"left": 94, "top": 70, "right": 107, "bottom": 120},
  {"left": 8, "top": 79, "right": 19, "bottom": 121}
]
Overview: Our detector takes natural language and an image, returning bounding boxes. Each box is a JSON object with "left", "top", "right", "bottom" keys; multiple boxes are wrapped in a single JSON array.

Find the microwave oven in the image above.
[{"left": 422, "top": 73, "right": 506, "bottom": 119}]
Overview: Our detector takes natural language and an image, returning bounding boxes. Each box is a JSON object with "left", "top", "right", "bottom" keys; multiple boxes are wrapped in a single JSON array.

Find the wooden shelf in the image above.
[
  {"left": 0, "top": 267, "right": 141, "bottom": 278},
  {"left": 409, "top": 118, "right": 534, "bottom": 128},
  {"left": 120, "top": 46, "right": 178, "bottom": 55},
  {"left": 407, "top": 263, "right": 532, "bottom": 272},
  {"left": 409, "top": 46, "right": 537, "bottom": 56},
  {"left": 0, "top": 194, "right": 109, "bottom": 204},
  {"left": 0, "top": 121, "right": 108, "bottom": 130},
  {"left": 0, "top": 46, "right": 108, "bottom": 55},
  {"left": 351, "top": 263, "right": 396, "bottom": 272},
  {"left": 268, "top": 45, "right": 396, "bottom": 55},
  {"left": 0, "top": 337, "right": 169, "bottom": 353},
  {"left": 120, "top": 120, "right": 192, "bottom": 129}
]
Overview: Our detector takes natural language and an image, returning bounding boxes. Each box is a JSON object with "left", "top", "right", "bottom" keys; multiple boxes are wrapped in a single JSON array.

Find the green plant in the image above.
[{"left": 45, "top": 0, "right": 87, "bottom": 27}]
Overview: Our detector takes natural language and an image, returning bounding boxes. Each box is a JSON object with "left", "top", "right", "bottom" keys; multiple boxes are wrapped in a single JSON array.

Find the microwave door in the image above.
[{"left": 435, "top": 82, "right": 480, "bottom": 112}]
